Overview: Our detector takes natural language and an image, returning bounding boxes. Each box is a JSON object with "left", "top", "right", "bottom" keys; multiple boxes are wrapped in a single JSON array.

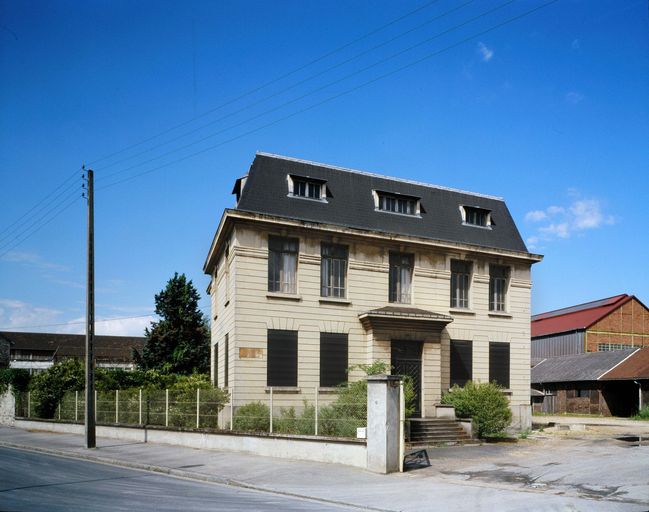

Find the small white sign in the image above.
[{"left": 356, "top": 427, "right": 367, "bottom": 439}]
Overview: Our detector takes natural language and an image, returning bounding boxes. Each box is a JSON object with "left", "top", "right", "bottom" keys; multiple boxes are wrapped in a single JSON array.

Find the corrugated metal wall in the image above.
[{"left": 531, "top": 331, "right": 585, "bottom": 358}]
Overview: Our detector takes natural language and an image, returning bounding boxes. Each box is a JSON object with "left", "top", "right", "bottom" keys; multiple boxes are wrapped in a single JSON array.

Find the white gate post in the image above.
[
  {"left": 229, "top": 386, "right": 234, "bottom": 431},
  {"left": 27, "top": 391, "right": 30, "bottom": 418},
  {"left": 75, "top": 391, "right": 78, "bottom": 422},
  {"left": 165, "top": 389, "right": 169, "bottom": 427},
  {"left": 269, "top": 387, "right": 273, "bottom": 433},
  {"left": 314, "top": 386, "right": 319, "bottom": 436},
  {"left": 139, "top": 388, "right": 142, "bottom": 425},
  {"left": 196, "top": 388, "right": 200, "bottom": 429}
]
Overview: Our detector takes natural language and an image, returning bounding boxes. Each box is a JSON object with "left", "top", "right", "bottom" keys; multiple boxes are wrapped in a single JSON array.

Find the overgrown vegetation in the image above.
[
  {"left": 441, "top": 381, "right": 512, "bottom": 438},
  {"left": 632, "top": 405, "right": 649, "bottom": 421},
  {"left": 232, "top": 402, "right": 270, "bottom": 432},
  {"left": 0, "top": 368, "right": 30, "bottom": 395}
]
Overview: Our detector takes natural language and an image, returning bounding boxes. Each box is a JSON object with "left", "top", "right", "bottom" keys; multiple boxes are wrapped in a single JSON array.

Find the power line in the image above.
[
  {"left": 98, "top": 0, "right": 559, "bottom": 191},
  {"left": 96, "top": 0, "right": 515, "bottom": 185},
  {"left": 0, "top": 193, "right": 81, "bottom": 259},
  {"left": 94, "top": 0, "right": 475, "bottom": 174},
  {"left": 0, "top": 168, "right": 80, "bottom": 240},
  {"left": 87, "top": 0, "right": 443, "bottom": 167}
]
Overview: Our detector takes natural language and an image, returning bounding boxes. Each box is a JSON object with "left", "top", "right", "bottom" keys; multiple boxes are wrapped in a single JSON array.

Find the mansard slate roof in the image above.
[
  {"left": 531, "top": 294, "right": 634, "bottom": 338},
  {"left": 234, "top": 153, "right": 530, "bottom": 254}
]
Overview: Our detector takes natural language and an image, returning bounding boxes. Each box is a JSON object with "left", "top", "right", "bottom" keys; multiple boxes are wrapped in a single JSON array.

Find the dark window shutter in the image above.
[
  {"left": 320, "top": 333, "right": 348, "bottom": 387},
  {"left": 224, "top": 334, "right": 229, "bottom": 388},
  {"left": 450, "top": 340, "right": 472, "bottom": 387},
  {"left": 214, "top": 342, "right": 218, "bottom": 387},
  {"left": 267, "top": 330, "right": 298, "bottom": 387},
  {"left": 489, "top": 342, "right": 510, "bottom": 388}
]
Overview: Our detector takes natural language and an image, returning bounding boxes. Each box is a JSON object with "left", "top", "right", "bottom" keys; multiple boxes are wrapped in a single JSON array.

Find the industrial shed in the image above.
[
  {"left": 531, "top": 294, "right": 649, "bottom": 359},
  {"left": 531, "top": 348, "right": 648, "bottom": 416}
]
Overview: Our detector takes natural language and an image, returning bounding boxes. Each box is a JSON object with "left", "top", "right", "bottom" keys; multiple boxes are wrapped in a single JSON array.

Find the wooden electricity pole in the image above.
[{"left": 85, "top": 168, "right": 96, "bottom": 449}]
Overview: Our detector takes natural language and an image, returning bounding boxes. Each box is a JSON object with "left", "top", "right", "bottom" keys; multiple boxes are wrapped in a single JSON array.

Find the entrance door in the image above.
[{"left": 391, "top": 341, "right": 423, "bottom": 418}]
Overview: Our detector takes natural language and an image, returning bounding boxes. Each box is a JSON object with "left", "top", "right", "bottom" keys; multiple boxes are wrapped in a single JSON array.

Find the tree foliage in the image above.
[
  {"left": 441, "top": 381, "right": 512, "bottom": 437},
  {"left": 134, "top": 272, "right": 210, "bottom": 374}
]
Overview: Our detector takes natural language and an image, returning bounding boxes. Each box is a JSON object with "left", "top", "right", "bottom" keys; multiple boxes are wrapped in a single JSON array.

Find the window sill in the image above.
[
  {"left": 266, "top": 292, "right": 302, "bottom": 301},
  {"left": 488, "top": 311, "right": 513, "bottom": 318},
  {"left": 319, "top": 297, "right": 351, "bottom": 305},
  {"left": 449, "top": 308, "right": 475, "bottom": 316},
  {"left": 265, "top": 387, "right": 301, "bottom": 394}
]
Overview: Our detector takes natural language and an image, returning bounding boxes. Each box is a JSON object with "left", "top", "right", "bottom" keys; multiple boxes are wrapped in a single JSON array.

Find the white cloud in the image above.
[
  {"left": 524, "top": 193, "right": 615, "bottom": 248},
  {"left": 477, "top": 42, "right": 494, "bottom": 62},
  {"left": 565, "top": 91, "right": 584, "bottom": 104},
  {"left": 1, "top": 251, "right": 69, "bottom": 271},
  {"left": 525, "top": 210, "right": 547, "bottom": 222},
  {"left": 0, "top": 298, "right": 63, "bottom": 330},
  {"left": 95, "top": 316, "right": 154, "bottom": 336}
]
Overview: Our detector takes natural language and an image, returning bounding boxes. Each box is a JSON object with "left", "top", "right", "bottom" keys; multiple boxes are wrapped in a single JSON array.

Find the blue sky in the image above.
[{"left": 1, "top": 0, "right": 647, "bottom": 335}]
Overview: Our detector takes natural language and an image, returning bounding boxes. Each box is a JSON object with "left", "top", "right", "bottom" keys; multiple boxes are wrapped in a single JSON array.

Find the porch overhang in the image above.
[{"left": 358, "top": 306, "right": 453, "bottom": 333}]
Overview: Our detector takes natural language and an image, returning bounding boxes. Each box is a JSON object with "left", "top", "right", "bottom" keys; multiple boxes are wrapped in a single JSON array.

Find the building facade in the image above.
[
  {"left": 531, "top": 294, "right": 649, "bottom": 359},
  {"left": 204, "top": 153, "right": 542, "bottom": 428}
]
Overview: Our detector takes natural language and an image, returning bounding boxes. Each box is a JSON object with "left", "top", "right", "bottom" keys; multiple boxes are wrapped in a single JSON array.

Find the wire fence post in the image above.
[
  {"left": 115, "top": 389, "right": 119, "bottom": 424},
  {"left": 314, "top": 386, "right": 319, "bottom": 436},
  {"left": 399, "top": 379, "right": 405, "bottom": 473},
  {"left": 27, "top": 391, "right": 30, "bottom": 418},
  {"left": 94, "top": 390, "right": 97, "bottom": 422},
  {"left": 75, "top": 391, "right": 78, "bottom": 422},
  {"left": 229, "top": 386, "right": 233, "bottom": 431},
  {"left": 165, "top": 389, "right": 169, "bottom": 427},
  {"left": 196, "top": 388, "right": 200, "bottom": 429},
  {"left": 58, "top": 402, "right": 61, "bottom": 420},
  {"left": 269, "top": 387, "right": 273, "bottom": 434},
  {"left": 138, "top": 388, "right": 142, "bottom": 425}
]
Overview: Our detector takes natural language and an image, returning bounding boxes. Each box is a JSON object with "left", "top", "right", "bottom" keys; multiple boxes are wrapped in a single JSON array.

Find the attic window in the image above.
[
  {"left": 461, "top": 206, "right": 492, "bottom": 228},
  {"left": 288, "top": 175, "right": 327, "bottom": 201},
  {"left": 374, "top": 191, "right": 420, "bottom": 216}
]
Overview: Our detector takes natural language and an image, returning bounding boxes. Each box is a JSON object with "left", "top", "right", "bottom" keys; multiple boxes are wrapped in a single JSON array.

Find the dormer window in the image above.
[
  {"left": 374, "top": 191, "right": 420, "bottom": 216},
  {"left": 461, "top": 206, "right": 492, "bottom": 228},
  {"left": 288, "top": 175, "right": 327, "bottom": 201}
]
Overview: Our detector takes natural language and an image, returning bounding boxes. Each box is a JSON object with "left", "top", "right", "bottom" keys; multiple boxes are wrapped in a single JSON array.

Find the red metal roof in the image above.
[
  {"left": 531, "top": 294, "right": 631, "bottom": 338},
  {"left": 600, "top": 348, "right": 649, "bottom": 380}
]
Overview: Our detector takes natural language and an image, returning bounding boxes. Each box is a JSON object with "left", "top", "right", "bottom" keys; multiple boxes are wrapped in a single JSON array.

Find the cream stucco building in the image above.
[{"left": 204, "top": 153, "right": 542, "bottom": 428}]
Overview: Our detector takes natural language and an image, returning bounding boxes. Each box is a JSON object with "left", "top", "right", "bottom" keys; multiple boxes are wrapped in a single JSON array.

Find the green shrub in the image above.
[
  {"left": 30, "top": 358, "right": 84, "bottom": 418},
  {"left": 633, "top": 405, "right": 649, "bottom": 421},
  {"left": 233, "top": 401, "right": 270, "bottom": 432},
  {"left": 441, "top": 381, "right": 512, "bottom": 438},
  {"left": 0, "top": 368, "right": 31, "bottom": 395},
  {"left": 274, "top": 403, "right": 316, "bottom": 435}
]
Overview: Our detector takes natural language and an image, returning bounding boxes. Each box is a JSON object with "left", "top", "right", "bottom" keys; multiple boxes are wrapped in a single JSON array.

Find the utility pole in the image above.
[{"left": 84, "top": 168, "right": 96, "bottom": 449}]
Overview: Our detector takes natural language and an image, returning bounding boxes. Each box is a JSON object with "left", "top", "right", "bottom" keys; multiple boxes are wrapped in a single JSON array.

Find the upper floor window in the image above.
[
  {"left": 268, "top": 236, "right": 299, "bottom": 293},
  {"left": 321, "top": 243, "right": 348, "bottom": 298},
  {"left": 450, "top": 260, "right": 471, "bottom": 309},
  {"left": 389, "top": 252, "right": 414, "bottom": 303},
  {"left": 375, "top": 191, "right": 420, "bottom": 216},
  {"left": 288, "top": 175, "right": 326, "bottom": 201},
  {"left": 489, "top": 265, "right": 509, "bottom": 312},
  {"left": 461, "top": 206, "right": 492, "bottom": 228}
]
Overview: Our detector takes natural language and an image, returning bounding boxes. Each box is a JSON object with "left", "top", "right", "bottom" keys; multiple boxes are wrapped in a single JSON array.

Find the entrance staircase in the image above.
[{"left": 407, "top": 418, "right": 472, "bottom": 446}]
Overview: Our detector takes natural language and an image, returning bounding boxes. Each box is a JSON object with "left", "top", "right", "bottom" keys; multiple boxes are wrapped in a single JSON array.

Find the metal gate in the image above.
[{"left": 391, "top": 341, "right": 422, "bottom": 418}]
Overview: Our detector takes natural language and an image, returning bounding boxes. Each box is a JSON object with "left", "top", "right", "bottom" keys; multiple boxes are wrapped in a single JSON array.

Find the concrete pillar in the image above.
[{"left": 366, "top": 374, "right": 400, "bottom": 474}]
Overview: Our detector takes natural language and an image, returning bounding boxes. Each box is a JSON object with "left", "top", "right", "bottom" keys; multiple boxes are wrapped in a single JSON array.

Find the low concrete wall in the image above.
[
  {"left": 0, "top": 390, "right": 15, "bottom": 426},
  {"left": 14, "top": 419, "right": 367, "bottom": 469},
  {"left": 509, "top": 404, "right": 532, "bottom": 432}
]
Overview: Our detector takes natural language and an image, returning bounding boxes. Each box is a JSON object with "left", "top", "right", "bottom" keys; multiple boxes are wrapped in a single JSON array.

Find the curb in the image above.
[{"left": 0, "top": 440, "right": 392, "bottom": 512}]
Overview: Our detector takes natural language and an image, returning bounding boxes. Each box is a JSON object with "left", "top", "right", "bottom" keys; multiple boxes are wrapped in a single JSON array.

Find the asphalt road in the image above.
[{"left": 0, "top": 447, "right": 352, "bottom": 512}]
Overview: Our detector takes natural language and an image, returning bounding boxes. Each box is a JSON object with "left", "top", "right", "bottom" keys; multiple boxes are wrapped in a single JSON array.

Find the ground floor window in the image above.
[
  {"left": 267, "top": 329, "right": 298, "bottom": 387},
  {"left": 320, "top": 333, "right": 348, "bottom": 387},
  {"left": 450, "top": 340, "right": 472, "bottom": 387},
  {"left": 489, "top": 342, "right": 510, "bottom": 389}
]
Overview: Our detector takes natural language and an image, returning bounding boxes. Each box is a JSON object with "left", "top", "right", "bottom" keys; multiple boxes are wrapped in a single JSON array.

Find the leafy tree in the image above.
[
  {"left": 134, "top": 272, "right": 210, "bottom": 374},
  {"left": 30, "top": 358, "right": 84, "bottom": 418}
]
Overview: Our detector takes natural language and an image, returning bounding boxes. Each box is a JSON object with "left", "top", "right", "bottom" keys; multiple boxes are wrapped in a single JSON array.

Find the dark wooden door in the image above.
[{"left": 391, "top": 341, "right": 423, "bottom": 418}]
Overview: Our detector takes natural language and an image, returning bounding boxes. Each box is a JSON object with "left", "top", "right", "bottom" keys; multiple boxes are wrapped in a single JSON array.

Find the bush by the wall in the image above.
[
  {"left": 30, "top": 358, "right": 84, "bottom": 418},
  {"left": 441, "top": 381, "right": 512, "bottom": 437},
  {"left": 633, "top": 405, "right": 649, "bottom": 421},
  {"left": 232, "top": 401, "right": 270, "bottom": 432},
  {"left": 0, "top": 368, "right": 31, "bottom": 395}
]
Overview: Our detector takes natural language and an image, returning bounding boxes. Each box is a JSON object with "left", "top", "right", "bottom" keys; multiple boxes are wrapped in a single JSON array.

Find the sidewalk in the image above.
[
  {"left": 533, "top": 415, "right": 649, "bottom": 429},
  {"left": 0, "top": 425, "right": 646, "bottom": 511}
]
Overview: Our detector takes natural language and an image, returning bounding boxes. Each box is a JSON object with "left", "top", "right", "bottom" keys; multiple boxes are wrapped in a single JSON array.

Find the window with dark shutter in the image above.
[
  {"left": 450, "top": 340, "right": 472, "bottom": 387},
  {"left": 320, "top": 333, "right": 348, "bottom": 387},
  {"left": 213, "top": 342, "right": 218, "bottom": 387},
  {"left": 489, "top": 342, "right": 510, "bottom": 388},
  {"left": 224, "top": 334, "right": 229, "bottom": 388},
  {"left": 267, "top": 329, "right": 298, "bottom": 387}
]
